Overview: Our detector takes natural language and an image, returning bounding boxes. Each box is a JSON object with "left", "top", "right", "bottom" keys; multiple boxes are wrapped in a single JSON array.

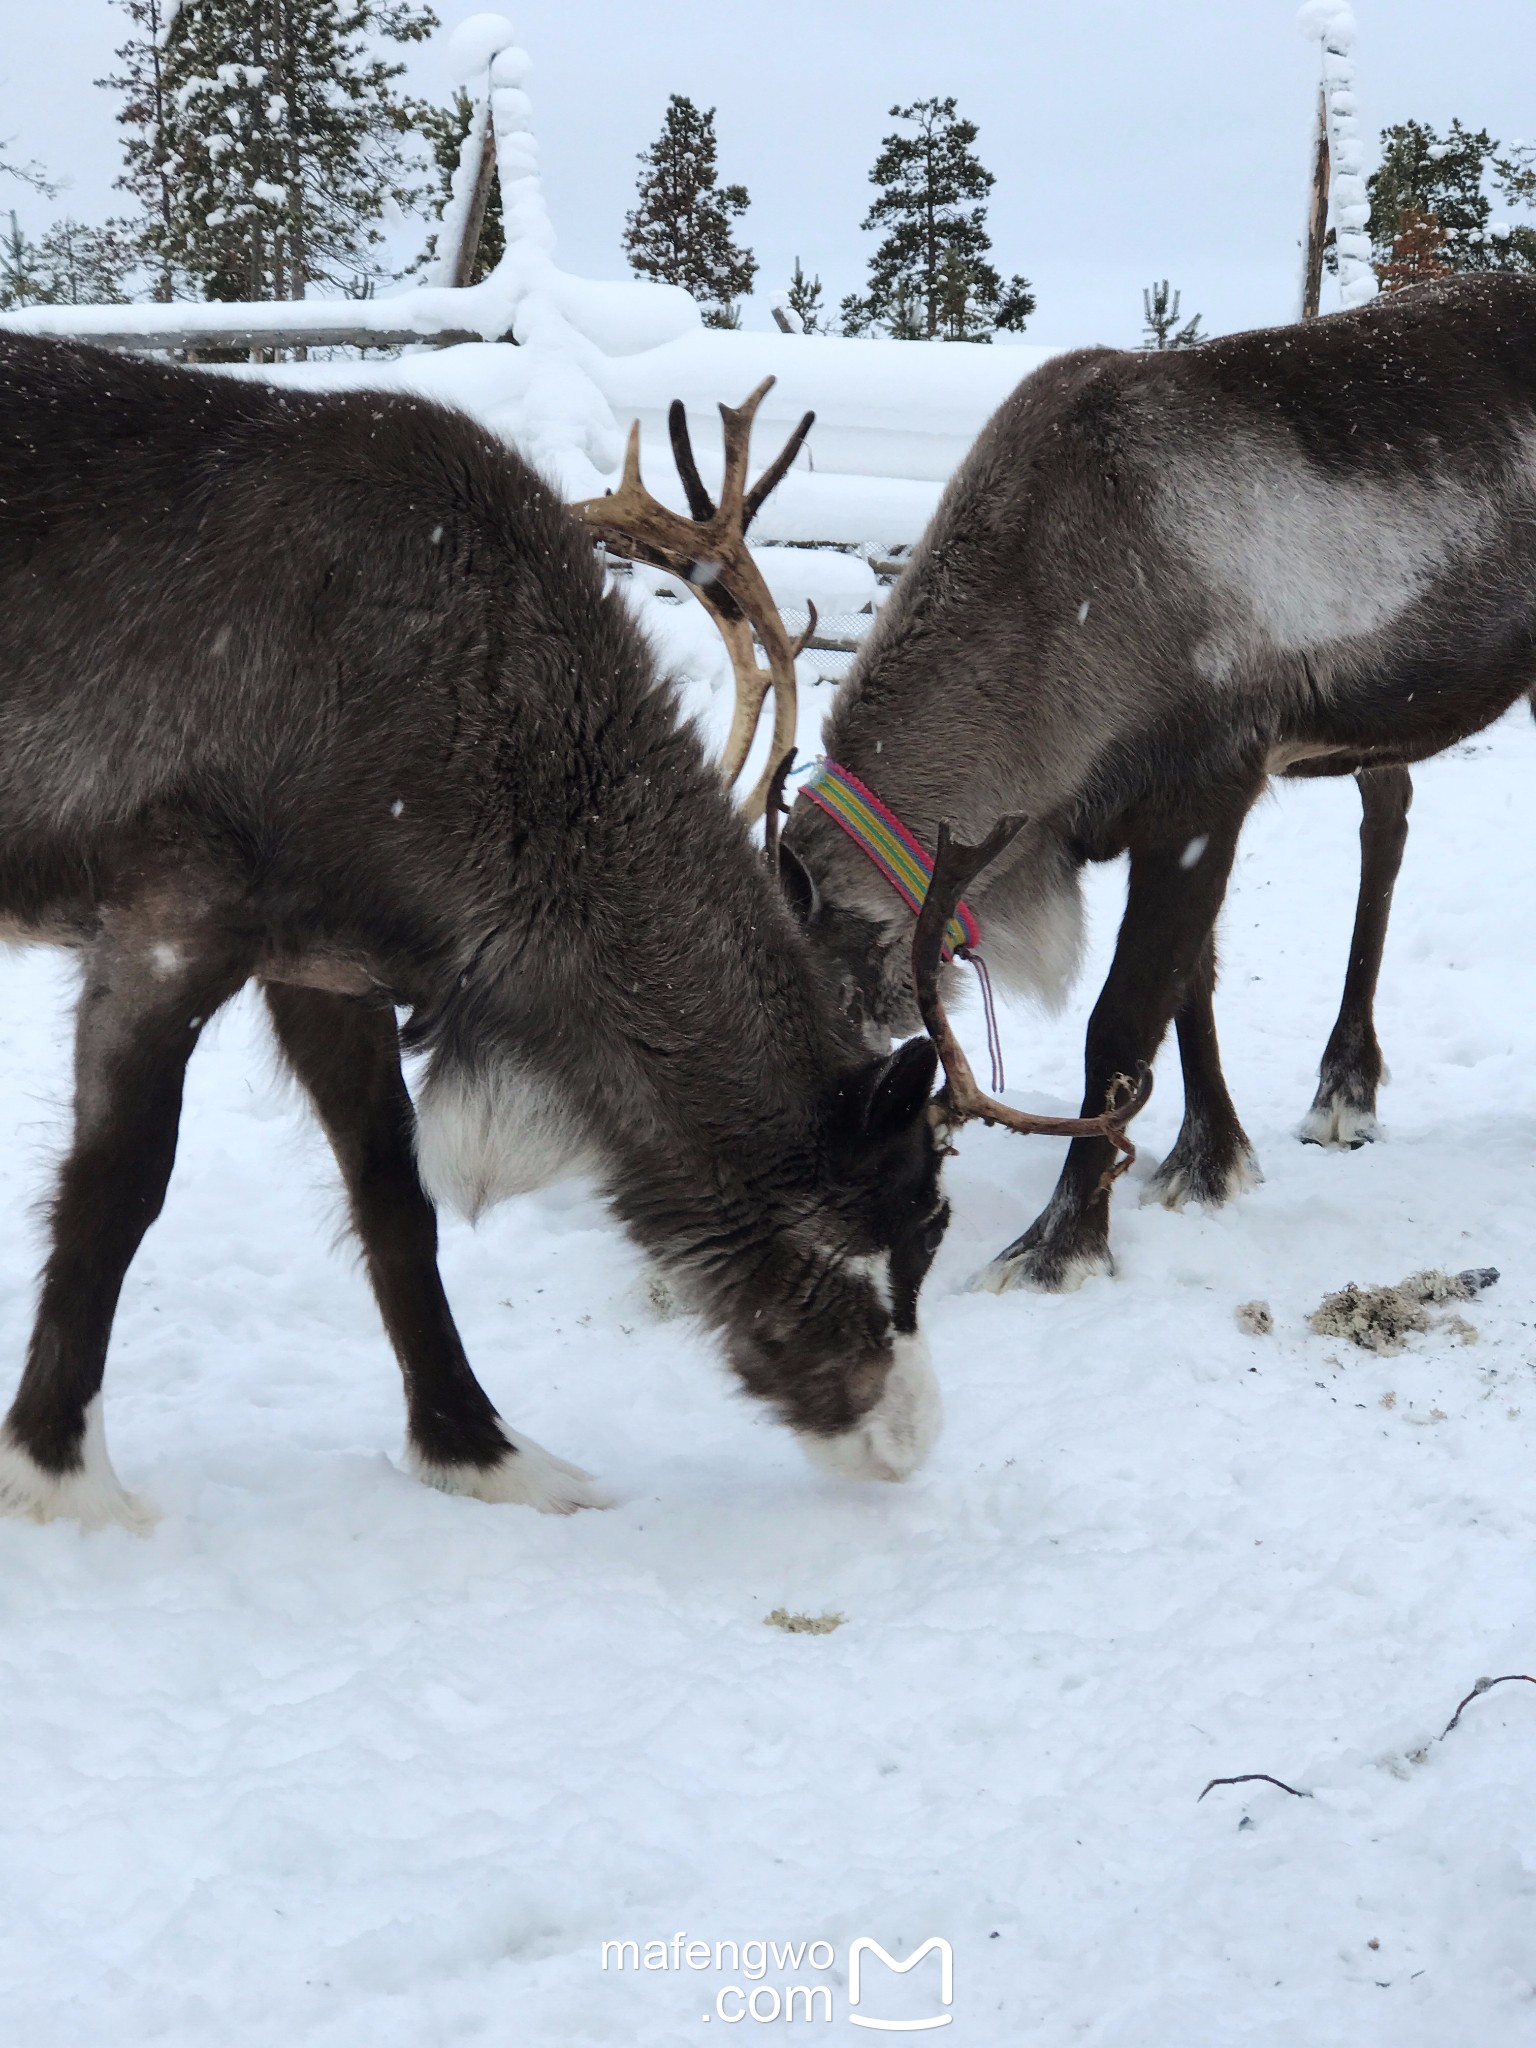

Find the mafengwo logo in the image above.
[
  {"left": 848, "top": 1938, "right": 954, "bottom": 2031},
  {"left": 599, "top": 1932, "right": 955, "bottom": 2028}
]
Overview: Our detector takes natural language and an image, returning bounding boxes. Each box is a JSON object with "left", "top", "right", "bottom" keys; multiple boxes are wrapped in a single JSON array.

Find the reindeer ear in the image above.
[
  {"left": 777, "top": 843, "right": 820, "bottom": 925},
  {"left": 863, "top": 1037, "right": 939, "bottom": 1138}
]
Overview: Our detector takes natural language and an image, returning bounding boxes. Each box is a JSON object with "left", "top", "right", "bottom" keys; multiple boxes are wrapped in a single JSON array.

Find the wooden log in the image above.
[
  {"left": 20, "top": 324, "right": 485, "bottom": 355},
  {"left": 449, "top": 106, "right": 499, "bottom": 292},
  {"left": 1301, "top": 88, "right": 1330, "bottom": 321}
]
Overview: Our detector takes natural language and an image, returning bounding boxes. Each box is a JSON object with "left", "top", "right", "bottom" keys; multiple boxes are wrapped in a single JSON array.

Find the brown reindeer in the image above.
[
  {"left": 0, "top": 340, "right": 954, "bottom": 1529},
  {"left": 781, "top": 276, "right": 1536, "bottom": 1290}
]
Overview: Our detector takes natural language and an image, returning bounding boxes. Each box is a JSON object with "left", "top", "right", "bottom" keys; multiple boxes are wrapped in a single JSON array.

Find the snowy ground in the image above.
[{"left": 3, "top": 705, "right": 1536, "bottom": 2045}]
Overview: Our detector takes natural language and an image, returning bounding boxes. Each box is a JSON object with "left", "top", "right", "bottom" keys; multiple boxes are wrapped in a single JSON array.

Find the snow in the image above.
[
  {"left": 1298, "top": 1, "right": 1378, "bottom": 308},
  {"left": 444, "top": 11, "right": 521, "bottom": 85},
  {"left": 3, "top": 676, "right": 1536, "bottom": 2039}
]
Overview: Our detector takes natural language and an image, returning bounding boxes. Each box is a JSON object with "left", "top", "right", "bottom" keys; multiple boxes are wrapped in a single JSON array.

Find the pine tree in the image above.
[
  {"left": 98, "top": 0, "right": 181, "bottom": 300},
  {"left": 0, "top": 133, "right": 53, "bottom": 198},
  {"left": 413, "top": 87, "right": 504, "bottom": 283},
  {"left": 34, "top": 219, "right": 139, "bottom": 304},
  {"left": 785, "top": 256, "right": 823, "bottom": 334},
  {"left": 857, "top": 97, "right": 1033, "bottom": 341},
  {"left": 1374, "top": 207, "right": 1451, "bottom": 292},
  {"left": 157, "top": 0, "right": 437, "bottom": 304},
  {"left": 1140, "top": 280, "right": 1204, "bottom": 349},
  {"left": 623, "top": 94, "right": 757, "bottom": 327},
  {"left": 1366, "top": 119, "right": 1536, "bottom": 276},
  {"left": 0, "top": 212, "right": 46, "bottom": 307}
]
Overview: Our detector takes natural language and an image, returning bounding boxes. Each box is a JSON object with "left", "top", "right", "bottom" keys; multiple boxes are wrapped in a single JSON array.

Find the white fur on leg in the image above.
[
  {"left": 800, "top": 1335, "right": 942, "bottom": 1484},
  {"left": 1141, "top": 1141, "right": 1264, "bottom": 1212},
  {"left": 407, "top": 1421, "right": 612, "bottom": 1514},
  {"left": 1299, "top": 1093, "right": 1381, "bottom": 1148},
  {"left": 0, "top": 1395, "right": 156, "bottom": 1532}
]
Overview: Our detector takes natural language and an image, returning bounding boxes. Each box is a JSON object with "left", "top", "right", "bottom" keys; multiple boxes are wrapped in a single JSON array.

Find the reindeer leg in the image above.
[
  {"left": 0, "top": 909, "right": 250, "bottom": 1528},
  {"left": 1142, "top": 929, "right": 1262, "bottom": 1210},
  {"left": 262, "top": 984, "right": 608, "bottom": 1513},
  {"left": 981, "top": 811, "right": 1249, "bottom": 1294},
  {"left": 1300, "top": 764, "right": 1412, "bottom": 1147}
]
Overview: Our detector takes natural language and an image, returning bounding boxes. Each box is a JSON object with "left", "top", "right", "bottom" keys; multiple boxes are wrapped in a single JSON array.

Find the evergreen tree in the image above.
[
  {"left": 623, "top": 94, "right": 757, "bottom": 327},
  {"left": 1140, "top": 279, "right": 1204, "bottom": 349},
  {"left": 414, "top": 87, "right": 504, "bottom": 283},
  {"left": 0, "top": 212, "right": 46, "bottom": 307},
  {"left": 785, "top": 256, "right": 824, "bottom": 334},
  {"left": 0, "top": 132, "right": 53, "bottom": 197},
  {"left": 1366, "top": 119, "right": 1536, "bottom": 276},
  {"left": 98, "top": 0, "right": 181, "bottom": 300},
  {"left": 156, "top": 0, "right": 437, "bottom": 304},
  {"left": 34, "top": 219, "right": 139, "bottom": 304},
  {"left": 857, "top": 97, "right": 1033, "bottom": 341},
  {"left": 1374, "top": 207, "right": 1452, "bottom": 292},
  {"left": 838, "top": 290, "right": 874, "bottom": 337}
]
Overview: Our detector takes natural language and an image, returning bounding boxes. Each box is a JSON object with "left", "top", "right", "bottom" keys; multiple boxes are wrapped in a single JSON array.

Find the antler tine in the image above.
[
  {"left": 762, "top": 747, "right": 796, "bottom": 870},
  {"left": 743, "top": 409, "right": 816, "bottom": 532},
  {"left": 715, "top": 376, "right": 776, "bottom": 523},
  {"left": 667, "top": 399, "right": 716, "bottom": 522},
  {"left": 572, "top": 382, "right": 809, "bottom": 822},
  {"left": 913, "top": 819, "right": 1152, "bottom": 1165}
]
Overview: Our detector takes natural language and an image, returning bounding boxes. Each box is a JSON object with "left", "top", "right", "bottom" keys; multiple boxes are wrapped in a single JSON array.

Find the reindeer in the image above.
[
  {"left": 780, "top": 275, "right": 1536, "bottom": 1291},
  {"left": 0, "top": 336, "right": 956, "bottom": 1530}
]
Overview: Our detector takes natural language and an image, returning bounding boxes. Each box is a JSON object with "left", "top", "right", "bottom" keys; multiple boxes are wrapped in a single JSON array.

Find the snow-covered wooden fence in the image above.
[{"left": 0, "top": 13, "right": 1053, "bottom": 551}]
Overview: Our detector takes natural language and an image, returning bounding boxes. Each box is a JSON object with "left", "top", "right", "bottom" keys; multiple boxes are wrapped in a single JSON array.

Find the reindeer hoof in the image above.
[
  {"left": 1143, "top": 1138, "right": 1263, "bottom": 1211},
  {"left": 408, "top": 1426, "right": 613, "bottom": 1514},
  {"left": 1299, "top": 1093, "right": 1381, "bottom": 1149},
  {"left": 0, "top": 1400, "right": 157, "bottom": 1533},
  {"left": 974, "top": 1237, "right": 1114, "bottom": 1295}
]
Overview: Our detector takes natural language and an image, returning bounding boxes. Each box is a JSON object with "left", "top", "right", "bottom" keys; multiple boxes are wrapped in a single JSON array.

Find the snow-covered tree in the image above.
[
  {"left": 1366, "top": 120, "right": 1536, "bottom": 276},
  {"left": 157, "top": 0, "right": 437, "bottom": 303},
  {"left": 0, "top": 212, "right": 46, "bottom": 307},
  {"left": 413, "top": 87, "right": 503, "bottom": 284},
  {"left": 1140, "top": 279, "right": 1204, "bottom": 349},
  {"left": 623, "top": 94, "right": 757, "bottom": 327},
  {"left": 1373, "top": 207, "right": 1451, "bottom": 292},
  {"left": 784, "top": 256, "right": 824, "bottom": 334},
  {"left": 1, "top": 211, "right": 140, "bottom": 308},
  {"left": 36, "top": 219, "right": 139, "bottom": 304},
  {"left": 856, "top": 97, "right": 1033, "bottom": 341},
  {"left": 97, "top": 0, "right": 182, "bottom": 300}
]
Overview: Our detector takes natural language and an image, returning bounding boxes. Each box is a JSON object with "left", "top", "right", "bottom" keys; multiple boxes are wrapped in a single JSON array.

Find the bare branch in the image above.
[
  {"left": 1440, "top": 1673, "right": 1536, "bottom": 1738},
  {"left": 1197, "top": 1774, "right": 1311, "bottom": 1803}
]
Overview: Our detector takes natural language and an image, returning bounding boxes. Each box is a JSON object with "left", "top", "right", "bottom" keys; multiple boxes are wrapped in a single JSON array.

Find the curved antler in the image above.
[
  {"left": 571, "top": 378, "right": 816, "bottom": 821},
  {"left": 912, "top": 817, "right": 1151, "bottom": 1174}
]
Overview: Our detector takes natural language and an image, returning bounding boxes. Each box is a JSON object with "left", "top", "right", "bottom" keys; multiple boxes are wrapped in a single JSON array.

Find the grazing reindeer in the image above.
[
  {"left": 0, "top": 336, "right": 951, "bottom": 1529},
  {"left": 782, "top": 275, "right": 1536, "bottom": 1290}
]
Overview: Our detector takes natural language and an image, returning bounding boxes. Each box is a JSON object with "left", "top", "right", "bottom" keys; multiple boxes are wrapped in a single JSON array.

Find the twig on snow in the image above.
[
  {"left": 1440, "top": 1673, "right": 1536, "bottom": 1739},
  {"left": 1197, "top": 1773, "right": 1311, "bottom": 1803}
]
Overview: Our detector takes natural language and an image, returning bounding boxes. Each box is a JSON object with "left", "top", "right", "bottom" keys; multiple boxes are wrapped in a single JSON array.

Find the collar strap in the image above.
[{"left": 801, "top": 759, "right": 980, "bottom": 962}]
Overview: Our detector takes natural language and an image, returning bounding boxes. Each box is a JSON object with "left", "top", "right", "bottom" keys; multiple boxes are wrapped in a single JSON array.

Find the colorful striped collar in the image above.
[{"left": 801, "top": 759, "right": 980, "bottom": 962}]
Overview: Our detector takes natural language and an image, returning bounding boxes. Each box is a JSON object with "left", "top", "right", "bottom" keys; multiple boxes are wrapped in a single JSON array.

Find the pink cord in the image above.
[{"left": 969, "top": 953, "right": 1005, "bottom": 1093}]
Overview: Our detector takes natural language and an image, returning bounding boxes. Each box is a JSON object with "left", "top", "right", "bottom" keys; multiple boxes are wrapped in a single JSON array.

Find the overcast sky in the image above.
[{"left": 3, "top": 1, "right": 1533, "bottom": 348}]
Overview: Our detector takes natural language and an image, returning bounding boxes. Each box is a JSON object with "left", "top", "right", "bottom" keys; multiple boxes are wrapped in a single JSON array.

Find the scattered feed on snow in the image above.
[
  {"left": 765, "top": 1608, "right": 844, "bottom": 1636},
  {"left": 1307, "top": 1268, "right": 1500, "bottom": 1355},
  {"left": 1236, "top": 1300, "right": 1273, "bottom": 1335}
]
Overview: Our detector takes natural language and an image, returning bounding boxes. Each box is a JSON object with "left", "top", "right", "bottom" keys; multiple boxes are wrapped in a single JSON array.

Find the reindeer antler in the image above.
[
  {"left": 912, "top": 818, "right": 1151, "bottom": 1174},
  {"left": 571, "top": 378, "right": 816, "bottom": 821}
]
